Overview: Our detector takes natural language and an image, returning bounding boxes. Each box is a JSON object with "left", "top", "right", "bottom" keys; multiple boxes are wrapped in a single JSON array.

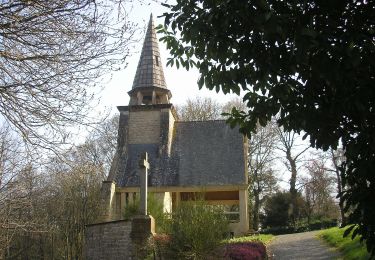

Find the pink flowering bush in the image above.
[{"left": 224, "top": 242, "right": 267, "bottom": 260}]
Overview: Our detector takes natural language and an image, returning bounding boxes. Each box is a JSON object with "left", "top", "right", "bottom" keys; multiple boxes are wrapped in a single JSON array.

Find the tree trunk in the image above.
[
  {"left": 253, "top": 188, "right": 260, "bottom": 230},
  {"left": 331, "top": 150, "right": 346, "bottom": 226},
  {"left": 287, "top": 149, "right": 298, "bottom": 226},
  {"left": 336, "top": 171, "right": 346, "bottom": 226}
]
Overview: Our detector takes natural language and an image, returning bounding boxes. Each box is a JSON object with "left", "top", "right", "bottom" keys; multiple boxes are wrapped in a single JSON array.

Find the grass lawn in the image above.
[{"left": 318, "top": 227, "right": 370, "bottom": 260}]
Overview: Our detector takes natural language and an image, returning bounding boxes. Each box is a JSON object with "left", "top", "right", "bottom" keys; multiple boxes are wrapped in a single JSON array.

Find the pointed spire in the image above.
[{"left": 132, "top": 14, "right": 167, "bottom": 90}]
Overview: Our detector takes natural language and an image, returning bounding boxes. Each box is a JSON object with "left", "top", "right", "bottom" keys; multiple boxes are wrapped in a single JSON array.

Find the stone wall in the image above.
[
  {"left": 85, "top": 216, "right": 155, "bottom": 260},
  {"left": 85, "top": 220, "right": 132, "bottom": 260}
]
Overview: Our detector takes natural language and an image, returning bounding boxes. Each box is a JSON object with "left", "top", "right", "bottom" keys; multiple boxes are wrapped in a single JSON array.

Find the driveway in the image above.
[{"left": 268, "top": 231, "right": 342, "bottom": 260}]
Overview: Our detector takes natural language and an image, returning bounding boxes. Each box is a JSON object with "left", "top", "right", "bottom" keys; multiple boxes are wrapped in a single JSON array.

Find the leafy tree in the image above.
[
  {"left": 159, "top": 0, "right": 375, "bottom": 255},
  {"left": 0, "top": 0, "right": 137, "bottom": 150},
  {"left": 262, "top": 192, "right": 290, "bottom": 228},
  {"left": 262, "top": 191, "right": 305, "bottom": 228}
]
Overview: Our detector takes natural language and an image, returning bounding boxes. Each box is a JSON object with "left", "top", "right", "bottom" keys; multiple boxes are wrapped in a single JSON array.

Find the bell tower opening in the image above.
[{"left": 142, "top": 95, "right": 152, "bottom": 105}]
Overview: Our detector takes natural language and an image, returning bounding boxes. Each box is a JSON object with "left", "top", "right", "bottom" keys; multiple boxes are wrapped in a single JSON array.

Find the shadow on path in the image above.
[{"left": 268, "top": 231, "right": 342, "bottom": 260}]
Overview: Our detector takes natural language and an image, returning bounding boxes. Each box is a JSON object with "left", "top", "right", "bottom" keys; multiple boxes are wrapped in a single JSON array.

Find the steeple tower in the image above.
[{"left": 129, "top": 14, "right": 171, "bottom": 105}]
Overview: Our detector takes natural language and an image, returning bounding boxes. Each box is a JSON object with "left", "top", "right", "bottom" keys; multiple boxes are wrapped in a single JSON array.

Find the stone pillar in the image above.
[
  {"left": 131, "top": 152, "right": 154, "bottom": 259},
  {"left": 100, "top": 181, "right": 116, "bottom": 222},
  {"left": 175, "top": 192, "right": 181, "bottom": 209},
  {"left": 138, "top": 152, "right": 149, "bottom": 215},
  {"left": 128, "top": 192, "right": 134, "bottom": 205},
  {"left": 239, "top": 189, "right": 249, "bottom": 233},
  {"left": 120, "top": 192, "right": 126, "bottom": 216},
  {"left": 137, "top": 91, "right": 143, "bottom": 105},
  {"left": 152, "top": 90, "right": 156, "bottom": 104},
  {"left": 131, "top": 215, "right": 155, "bottom": 259}
]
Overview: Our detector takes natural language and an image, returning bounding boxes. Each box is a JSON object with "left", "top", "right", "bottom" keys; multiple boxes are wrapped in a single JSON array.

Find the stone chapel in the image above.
[{"left": 101, "top": 15, "right": 249, "bottom": 235}]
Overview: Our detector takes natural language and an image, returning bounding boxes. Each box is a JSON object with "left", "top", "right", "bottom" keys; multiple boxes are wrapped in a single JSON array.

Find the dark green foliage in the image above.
[
  {"left": 307, "top": 219, "right": 337, "bottom": 231},
  {"left": 262, "top": 192, "right": 293, "bottom": 228},
  {"left": 261, "top": 219, "right": 337, "bottom": 235},
  {"left": 262, "top": 191, "right": 306, "bottom": 228},
  {"left": 159, "top": 0, "right": 375, "bottom": 256}
]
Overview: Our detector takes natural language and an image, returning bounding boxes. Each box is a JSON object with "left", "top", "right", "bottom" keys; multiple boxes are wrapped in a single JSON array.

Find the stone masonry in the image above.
[
  {"left": 85, "top": 216, "right": 155, "bottom": 260},
  {"left": 128, "top": 110, "right": 161, "bottom": 144},
  {"left": 85, "top": 220, "right": 132, "bottom": 260}
]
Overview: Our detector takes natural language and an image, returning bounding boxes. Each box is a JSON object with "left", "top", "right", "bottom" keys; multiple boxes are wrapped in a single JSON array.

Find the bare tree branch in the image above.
[{"left": 0, "top": 0, "right": 139, "bottom": 151}]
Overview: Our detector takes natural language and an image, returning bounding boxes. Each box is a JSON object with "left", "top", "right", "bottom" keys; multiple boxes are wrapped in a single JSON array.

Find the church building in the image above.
[{"left": 101, "top": 15, "right": 249, "bottom": 235}]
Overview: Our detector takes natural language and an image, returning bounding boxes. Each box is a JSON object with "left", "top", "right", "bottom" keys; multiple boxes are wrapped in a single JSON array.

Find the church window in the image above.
[{"left": 155, "top": 55, "right": 159, "bottom": 66}]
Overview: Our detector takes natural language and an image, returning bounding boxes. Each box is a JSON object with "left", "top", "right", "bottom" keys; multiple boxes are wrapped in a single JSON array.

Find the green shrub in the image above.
[
  {"left": 165, "top": 200, "right": 229, "bottom": 259},
  {"left": 261, "top": 191, "right": 305, "bottom": 228},
  {"left": 261, "top": 218, "right": 337, "bottom": 235}
]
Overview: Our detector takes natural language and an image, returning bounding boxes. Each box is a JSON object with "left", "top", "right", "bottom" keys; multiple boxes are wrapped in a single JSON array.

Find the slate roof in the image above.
[
  {"left": 115, "top": 120, "right": 247, "bottom": 187},
  {"left": 131, "top": 14, "right": 167, "bottom": 90},
  {"left": 172, "top": 120, "right": 247, "bottom": 186}
]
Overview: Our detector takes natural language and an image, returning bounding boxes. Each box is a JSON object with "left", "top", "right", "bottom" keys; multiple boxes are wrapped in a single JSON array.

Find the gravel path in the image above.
[{"left": 268, "top": 231, "right": 342, "bottom": 260}]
